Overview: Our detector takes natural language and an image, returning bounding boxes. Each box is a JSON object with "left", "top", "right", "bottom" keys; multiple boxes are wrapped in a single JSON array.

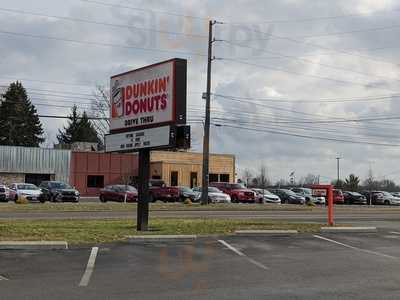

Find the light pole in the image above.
[{"left": 336, "top": 157, "right": 341, "bottom": 188}]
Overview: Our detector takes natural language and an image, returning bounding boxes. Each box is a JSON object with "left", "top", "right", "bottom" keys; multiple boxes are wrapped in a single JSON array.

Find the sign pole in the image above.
[{"left": 137, "top": 149, "right": 150, "bottom": 231}]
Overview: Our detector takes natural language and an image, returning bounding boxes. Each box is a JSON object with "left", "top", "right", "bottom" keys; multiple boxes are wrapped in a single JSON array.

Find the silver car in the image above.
[
  {"left": 252, "top": 189, "right": 281, "bottom": 204},
  {"left": 291, "top": 187, "right": 325, "bottom": 205},
  {"left": 193, "top": 187, "right": 231, "bottom": 203}
]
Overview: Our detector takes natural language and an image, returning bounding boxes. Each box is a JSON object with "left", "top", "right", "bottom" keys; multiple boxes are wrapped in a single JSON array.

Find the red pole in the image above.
[{"left": 328, "top": 185, "right": 334, "bottom": 226}]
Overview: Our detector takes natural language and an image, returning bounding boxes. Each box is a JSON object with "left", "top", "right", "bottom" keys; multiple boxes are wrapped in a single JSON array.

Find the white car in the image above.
[
  {"left": 291, "top": 187, "right": 326, "bottom": 205},
  {"left": 192, "top": 187, "right": 231, "bottom": 203},
  {"left": 9, "top": 183, "right": 44, "bottom": 203},
  {"left": 252, "top": 189, "right": 281, "bottom": 204}
]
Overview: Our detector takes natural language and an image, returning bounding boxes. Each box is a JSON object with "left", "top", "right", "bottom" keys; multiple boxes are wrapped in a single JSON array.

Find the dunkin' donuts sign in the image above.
[{"left": 110, "top": 59, "right": 187, "bottom": 132}]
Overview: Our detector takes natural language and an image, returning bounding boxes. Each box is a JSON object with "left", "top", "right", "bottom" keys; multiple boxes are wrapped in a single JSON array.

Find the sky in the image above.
[{"left": 1, "top": 0, "right": 400, "bottom": 184}]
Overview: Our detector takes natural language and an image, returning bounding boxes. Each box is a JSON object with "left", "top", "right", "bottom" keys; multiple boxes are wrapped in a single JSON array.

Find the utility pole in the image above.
[
  {"left": 336, "top": 157, "right": 341, "bottom": 187},
  {"left": 201, "top": 20, "right": 217, "bottom": 205}
]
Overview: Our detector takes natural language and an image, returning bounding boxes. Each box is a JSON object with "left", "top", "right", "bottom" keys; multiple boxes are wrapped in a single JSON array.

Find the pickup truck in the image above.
[
  {"left": 148, "top": 179, "right": 180, "bottom": 202},
  {"left": 210, "top": 182, "right": 256, "bottom": 203}
]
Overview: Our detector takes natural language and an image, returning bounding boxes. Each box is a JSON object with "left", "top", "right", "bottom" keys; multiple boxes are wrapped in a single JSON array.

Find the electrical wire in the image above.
[{"left": 0, "top": 7, "right": 208, "bottom": 39}]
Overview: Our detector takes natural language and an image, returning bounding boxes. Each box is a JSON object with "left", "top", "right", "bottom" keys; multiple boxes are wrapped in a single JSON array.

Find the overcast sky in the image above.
[{"left": 1, "top": 0, "right": 400, "bottom": 184}]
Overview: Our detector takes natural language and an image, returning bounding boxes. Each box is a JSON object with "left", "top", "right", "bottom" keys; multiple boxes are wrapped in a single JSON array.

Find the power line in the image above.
[
  {"left": 212, "top": 92, "right": 400, "bottom": 103},
  {"left": 0, "top": 7, "right": 208, "bottom": 39},
  {"left": 219, "top": 58, "right": 398, "bottom": 92},
  {"left": 213, "top": 123, "right": 400, "bottom": 147},
  {"left": 228, "top": 8, "right": 400, "bottom": 24},
  {"left": 222, "top": 40, "right": 400, "bottom": 83},
  {"left": 230, "top": 27, "right": 398, "bottom": 67},
  {"left": 0, "top": 30, "right": 207, "bottom": 57},
  {"left": 80, "top": 0, "right": 210, "bottom": 21}
]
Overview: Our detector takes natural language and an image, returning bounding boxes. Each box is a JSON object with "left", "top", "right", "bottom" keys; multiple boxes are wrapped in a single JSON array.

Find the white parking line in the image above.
[
  {"left": 314, "top": 235, "right": 397, "bottom": 260},
  {"left": 389, "top": 232, "right": 400, "bottom": 235},
  {"left": 0, "top": 275, "right": 8, "bottom": 281},
  {"left": 79, "top": 247, "right": 99, "bottom": 287},
  {"left": 218, "top": 240, "right": 269, "bottom": 270}
]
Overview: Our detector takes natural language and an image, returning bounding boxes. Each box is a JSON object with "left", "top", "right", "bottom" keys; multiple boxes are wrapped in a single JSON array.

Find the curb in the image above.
[
  {"left": 235, "top": 230, "right": 298, "bottom": 235},
  {"left": 127, "top": 235, "right": 197, "bottom": 241},
  {"left": 0, "top": 241, "right": 68, "bottom": 250},
  {"left": 320, "top": 227, "right": 377, "bottom": 233}
]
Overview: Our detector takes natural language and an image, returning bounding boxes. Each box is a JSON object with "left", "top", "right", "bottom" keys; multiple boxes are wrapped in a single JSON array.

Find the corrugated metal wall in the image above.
[{"left": 0, "top": 146, "right": 71, "bottom": 183}]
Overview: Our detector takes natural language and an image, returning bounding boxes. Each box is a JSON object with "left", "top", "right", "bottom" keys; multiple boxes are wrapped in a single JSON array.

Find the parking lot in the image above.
[{"left": 2, "top": 231, "right": 400, "bottom": 299}]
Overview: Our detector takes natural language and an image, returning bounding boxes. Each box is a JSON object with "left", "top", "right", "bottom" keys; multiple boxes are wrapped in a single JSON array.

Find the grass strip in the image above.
[{"left": 0, "top": 219, "right": 324, "bottom": 244}]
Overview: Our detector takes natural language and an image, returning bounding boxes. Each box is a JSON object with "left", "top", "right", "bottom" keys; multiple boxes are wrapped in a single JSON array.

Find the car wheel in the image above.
[
  {"left": 14, "top": 195, "right": 18, "bottom": 202},
  {"left": 100, "top": 195, "right": 106, "bottom": 203},
  {"left": 231, "top": 195, "right": 238, "bottom": 203},
  {"left": 384, "top": 200, "right": 390, "bottom": 206}
]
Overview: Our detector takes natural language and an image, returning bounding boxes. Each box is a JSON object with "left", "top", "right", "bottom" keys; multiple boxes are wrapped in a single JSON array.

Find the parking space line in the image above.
[
  {"left": 314, "top": 235, "right": 397, "bottom": 260},
  {"left": 389, "top": 232, "right": 400, "bottom": 235},
  {"left": 79, "top": 247, "right": 99, "bottom": 287},
  {"left": 218, "top": 240, "right": 269, "bottom": 270},
  {"left": 0, "top": 275, "right": 8, "bottom": 281}
]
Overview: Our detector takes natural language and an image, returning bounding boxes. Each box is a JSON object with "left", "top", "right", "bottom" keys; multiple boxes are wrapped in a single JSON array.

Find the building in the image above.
[{"left": 0, "top": 146, "right": 235, "bottom": 196}]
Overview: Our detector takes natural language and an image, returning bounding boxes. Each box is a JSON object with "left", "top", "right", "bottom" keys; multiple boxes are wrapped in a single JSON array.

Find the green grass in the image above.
[
  {"left": 0, "top": 219, "right": 324, "bottom": 244},
  {"left": 0, "top": 202, "right": 320, "bottom": 212}
]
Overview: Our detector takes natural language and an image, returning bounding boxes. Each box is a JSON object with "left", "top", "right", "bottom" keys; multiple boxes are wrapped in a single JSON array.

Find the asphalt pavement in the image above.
[{"left": 2, "top": 231, "right": 400, "bottom": 299}]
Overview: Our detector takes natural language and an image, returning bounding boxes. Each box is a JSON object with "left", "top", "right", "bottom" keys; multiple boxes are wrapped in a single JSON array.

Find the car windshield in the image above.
[
  {"left": 50, "top": 182, "right": 72, "bottom": 189},
  {"left": 231, "top": 184, "right": 246, "bottom": 189},
  {"left": 282, "top": 189, "right": 297, "bottom": 196},
  {"left": 350, "top": 192, "right": 362, "bottom": 196},
  {"left": 180, "top": 187, "right": 193, "bottom": 193},
  {"left": 382, "top": 191, "right": 393, "bottom": 197},
  {"left": 209, "top": 187, "right": 221, "bottom": 193},
  {"left": 117, "top": 185, "right": 137, "bottom": 192},
  {"left": 17, "top": 184, "right": 38, "bottom": 190}
]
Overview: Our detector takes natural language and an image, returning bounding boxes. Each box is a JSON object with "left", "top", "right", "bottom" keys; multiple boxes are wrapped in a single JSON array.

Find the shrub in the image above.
[
  {"left": 183, "top": 198, "right": 192, "bottom": 205},
  {"left": 16, "top": 195, "right": 29, "bottom": 205}
]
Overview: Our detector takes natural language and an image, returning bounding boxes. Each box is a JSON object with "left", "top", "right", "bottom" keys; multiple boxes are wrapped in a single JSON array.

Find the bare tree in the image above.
[
  {"left": 257, "top": 164, "right": 271, "bottom": 189},
  {"left": 88, "top": 85, "right": 111, "bottom": 144},
  {"left": 241, "top": 168, "right": 253, "bottom": 187}
]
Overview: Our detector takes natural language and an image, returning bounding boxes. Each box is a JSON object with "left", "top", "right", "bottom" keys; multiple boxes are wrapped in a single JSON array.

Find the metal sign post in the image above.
[{"left": 137, "top": 149, "right": 150, "bottom": 231}]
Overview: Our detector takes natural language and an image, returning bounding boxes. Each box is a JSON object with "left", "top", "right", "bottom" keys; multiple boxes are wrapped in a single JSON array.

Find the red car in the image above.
[
  {"left": 333, "top": 189, "right": 344, "bottom": 204},
  {"left": 210, "top": 182, "right": 256, "bottom": 203},
  {"left": 99, "top": 185, "right": 138, "bottom": 203},
  {"left": 149, "top": 179, "right": 180, "bottom": 202}
]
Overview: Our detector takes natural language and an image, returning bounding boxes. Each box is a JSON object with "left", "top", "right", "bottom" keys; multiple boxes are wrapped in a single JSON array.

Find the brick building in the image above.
[{"left": 0, "top": 146, "right": 235, "bottom": 196}]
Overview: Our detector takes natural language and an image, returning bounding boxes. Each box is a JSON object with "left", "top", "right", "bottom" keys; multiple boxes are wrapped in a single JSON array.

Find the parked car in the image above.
[
  {"left": 148, "top": 179, "right": 180, "bottom": 202},
  {"left": 210, "top": 182, "right": 256, "bottom": 203},
  {"left": 0, "top": 185, "right": 9, "bottom": 202},
  {"left": 99, "top": 185, "right": 138, "bottom": 203},
  {"left": 391, "top": 192, "right": 400, "bottom": 198},
  {"left": 9, "top": 183, "right": 44, "bottom": 203},
  {"left": 291, "top": 187, "right": 325, "bottom": 205},
  {"left": 177, "top": 187, "right": 197, "bottom": 202},
  {"left": 343, "top": 191, "right": 367, "bottom": 205},
  {"left": 379, "top": 191, "right": 400, "bottom": 206},
  {"left": 360, "top": 191, "right": 385, "bottom": 205},
  {"left": 192, "top": 186, "right": 231, "bottom": 203},
  {"left": 252, "top": 189, "right": 281, "bottom": 204},
  {"left": 332, "top": 189, "right": 345, "bottom": 204},
  {"left": 270, "top": 189, "right": 305, "bottom": 204},
  {"left": 39, "top": 181, "right": 80, "bottom": 202}
]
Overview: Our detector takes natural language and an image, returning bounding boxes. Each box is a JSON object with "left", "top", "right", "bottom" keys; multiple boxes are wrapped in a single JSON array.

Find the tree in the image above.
[
  {"left": 241, "top": 168, "right": 253, "bottom": 187},
  {"left": 363, "top": 168, "right": 378, "bottom": 191},
  {"left": 257, "top": 164, "right": 271, "bottom": 189},
  {"left": 0, "top": 81, "right": 44, "bottom": 146},
  {"left": 377, "top": 179, "right": 397, "bottom": 192},
  {"left": 57, "top": 105, "right": 101, "bottom": 146},
  {"left": 344, "top": 174, "right": 360, "bottom": 191},
  {"left": 332, "top": 179, "right": 345, "bottom": 189},
  {"left": 88, "top": 85, "right": 110, "bottom": 143},
  {"left": 302, "top": 174, "right": 319, "bottom": 185}
]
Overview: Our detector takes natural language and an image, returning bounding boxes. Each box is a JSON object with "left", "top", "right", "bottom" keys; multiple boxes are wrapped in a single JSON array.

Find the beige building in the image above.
[{"left": 150, "top": 151, "right": 235, "bottom": 188}]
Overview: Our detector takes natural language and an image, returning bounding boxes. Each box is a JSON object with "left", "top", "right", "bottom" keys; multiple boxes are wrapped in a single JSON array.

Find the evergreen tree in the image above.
[
  {"left": 57, "top": 105, "right": 101, "bottom": 146},
  {"left": 0, "top": 81, "right": 44, "bottom": 146}
]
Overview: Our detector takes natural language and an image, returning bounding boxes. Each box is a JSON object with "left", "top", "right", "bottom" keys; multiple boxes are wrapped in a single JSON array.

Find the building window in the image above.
[
  {"left": 190, "top": 172, "right": 198, "bottom": 188},
  {"left": 87, "top": 175, "right": 104, "bottom": 188},
  {"left": 209, "top": 173, "right": 219, "bottom": 183},
  {"left": 220, "top": 174, "right": 230, "bottom": 183},
  {"left": 170, "top": 171, "right": 178, "bottom": 186}
]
